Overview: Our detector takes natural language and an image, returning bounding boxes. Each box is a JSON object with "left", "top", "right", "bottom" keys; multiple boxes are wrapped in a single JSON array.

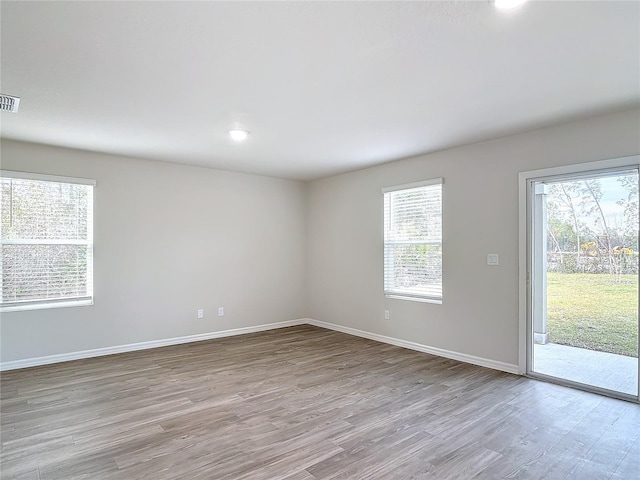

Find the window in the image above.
[
  {"left": 383, "top": 178, "right": 443, "bottom": 303},
  {"left": 1, "top": 171, "right": 95, "bottom": 311}
]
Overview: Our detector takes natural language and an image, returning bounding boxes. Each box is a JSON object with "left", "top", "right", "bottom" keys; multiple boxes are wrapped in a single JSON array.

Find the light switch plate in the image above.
[{"left": 487, "top": 254, "right": 499, "bottom": 266}]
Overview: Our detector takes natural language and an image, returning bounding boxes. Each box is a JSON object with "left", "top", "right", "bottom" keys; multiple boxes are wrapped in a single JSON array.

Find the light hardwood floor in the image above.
[{"left": 1, "top": 325, "right": 638, "bottom": 479}]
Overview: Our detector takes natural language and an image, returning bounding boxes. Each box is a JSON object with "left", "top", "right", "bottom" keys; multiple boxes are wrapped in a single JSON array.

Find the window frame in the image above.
[
  {"left": 382, "top": 178, "right": 443, "bottom": 304},
  {"left": 0, "top": 170, "right": 96, "bottom": 312}
]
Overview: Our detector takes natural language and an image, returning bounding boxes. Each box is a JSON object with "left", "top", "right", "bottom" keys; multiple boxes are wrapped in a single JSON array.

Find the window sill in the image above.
[
  {"left": 1, "top": 299, "right": 94, "bottom": 313},
  {"left": 385, "top": 294, "right": 442, "bottom": 305}
]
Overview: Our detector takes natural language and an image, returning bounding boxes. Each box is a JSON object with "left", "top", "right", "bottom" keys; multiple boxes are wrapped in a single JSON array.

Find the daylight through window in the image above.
[
  {"left": 0, "top": 171, "right": 95, "bottom": 311},
  {"left": 383, "top": 179, "right": 443, "bottom": 302}
]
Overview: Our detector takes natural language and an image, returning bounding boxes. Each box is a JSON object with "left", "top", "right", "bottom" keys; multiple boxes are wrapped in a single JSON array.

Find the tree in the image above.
[
  {"left": 580, "top": 179, "right": 615, "bottom": 275},
  {"left": 545, "top": 174, "right": 638, "bottom": 277},
  {"left": 547, "top": 183, "right": 584, "bottom": 271},
  {"left": 617, "top": 173, "right": 639, "bottom": 249}
]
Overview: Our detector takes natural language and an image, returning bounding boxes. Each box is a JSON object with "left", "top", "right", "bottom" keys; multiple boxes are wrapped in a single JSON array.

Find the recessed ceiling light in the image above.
[
  {"left": 492, "top": 0, "right": 528, "bottom": 10},
  {"left": 228, "top": 129, "right": 249, "bottom": 142}
]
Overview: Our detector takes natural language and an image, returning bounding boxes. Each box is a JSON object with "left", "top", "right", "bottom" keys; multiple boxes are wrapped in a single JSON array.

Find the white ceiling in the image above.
[{"left": 1, "top": 1, "right": 638, "bottom": 180}]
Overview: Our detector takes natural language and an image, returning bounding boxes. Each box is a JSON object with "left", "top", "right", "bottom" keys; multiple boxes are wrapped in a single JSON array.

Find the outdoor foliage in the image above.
[
  {"left": 0, "top": 177, "right": 91, "bottom": 304},
  {"left": 392, "top": 243, "right": 442, "bottom": 288},
  {"left": 546, "top": 174, "right": 639, "bottom": 277},
  {"left": 384, "top": 184, "right": 442, "bottom": 297},
  {"left": 544, "top": 174, "right": 639, "bottom": 357}
]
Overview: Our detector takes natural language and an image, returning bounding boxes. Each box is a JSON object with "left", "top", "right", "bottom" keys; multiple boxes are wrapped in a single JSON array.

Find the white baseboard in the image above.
[
  {"left": 1, "top": 317, "right": 519, "bottom": 375},
  {"left": 0, "top": 319, "right": 307, "bottom": 371},
  {"left": 306, "top": 318, "right": 520, "bottom": 375}
]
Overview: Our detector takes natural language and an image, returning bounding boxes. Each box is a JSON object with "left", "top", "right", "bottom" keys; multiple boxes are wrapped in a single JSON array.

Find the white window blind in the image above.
[
  {"left": 383, "top": 179, "right": 442, "bottom": 302},
  {"left": 0, "top": 171, "right": 95, "bottom": 311}
]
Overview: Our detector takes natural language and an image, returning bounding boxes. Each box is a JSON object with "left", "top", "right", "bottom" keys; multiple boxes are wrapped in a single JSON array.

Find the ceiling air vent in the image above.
[{"left": 0, "top": 94, "right": 20, "bottom": 113}]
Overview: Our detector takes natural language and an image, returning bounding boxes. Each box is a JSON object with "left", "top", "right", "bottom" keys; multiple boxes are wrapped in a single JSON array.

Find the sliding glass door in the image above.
[{"left": 527, "top": 164, "right": 639, "bottom": 401}]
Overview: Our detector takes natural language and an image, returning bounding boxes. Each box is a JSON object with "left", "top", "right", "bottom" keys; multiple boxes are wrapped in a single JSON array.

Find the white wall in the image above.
[
  {"left": 0, "top": 139, "right": 307, "bottom": 363},
  {"left": 306, "top": 108, "right": 640, "bottom": 368}
]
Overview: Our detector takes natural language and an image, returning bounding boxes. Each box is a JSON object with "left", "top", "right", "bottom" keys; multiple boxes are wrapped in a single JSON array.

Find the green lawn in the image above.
[{"left": 547, "top": 272, "right": 638, "bottom": 357}]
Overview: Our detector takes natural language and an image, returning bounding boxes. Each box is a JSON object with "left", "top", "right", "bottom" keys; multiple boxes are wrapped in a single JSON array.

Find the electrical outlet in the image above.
[
  {"left": 218, "top": 307, "right": 224, "bottom": 317},
  {"left": 384, "top": 309, "right": 390, "bottom": 320},
  {"left": 197, "top": 309, "right": 204, "bottom": 319}
]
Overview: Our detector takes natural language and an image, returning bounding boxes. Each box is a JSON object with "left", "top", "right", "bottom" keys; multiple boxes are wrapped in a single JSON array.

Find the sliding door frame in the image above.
[{"left": 518, "top": 155, "right": 640, "bottom": 403}]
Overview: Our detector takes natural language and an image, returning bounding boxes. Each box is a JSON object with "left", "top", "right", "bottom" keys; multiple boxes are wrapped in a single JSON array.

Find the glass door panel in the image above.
[{"left": 529, "top": 168, "right": 639, "bottom": 399}]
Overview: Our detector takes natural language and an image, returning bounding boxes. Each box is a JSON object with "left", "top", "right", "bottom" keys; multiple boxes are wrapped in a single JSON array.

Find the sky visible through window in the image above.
[{"left": 546, "top": 173, "right": 638, "bottom": 234}]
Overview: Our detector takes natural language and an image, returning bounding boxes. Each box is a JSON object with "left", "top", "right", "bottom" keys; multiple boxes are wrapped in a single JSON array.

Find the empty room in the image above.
[{"left": 1, "top": 1, "right": 639, "bottom": 479}]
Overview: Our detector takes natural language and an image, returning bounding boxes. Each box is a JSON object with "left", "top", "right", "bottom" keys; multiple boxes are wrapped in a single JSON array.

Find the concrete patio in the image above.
[{"left": 534, "top": 342, "right": 638, "bottom": 396}]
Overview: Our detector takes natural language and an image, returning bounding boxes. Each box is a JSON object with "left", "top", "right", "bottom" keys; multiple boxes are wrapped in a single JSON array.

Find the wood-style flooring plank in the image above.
[{"left": 1, "top": 325, "right": 638, "bottom": 479}]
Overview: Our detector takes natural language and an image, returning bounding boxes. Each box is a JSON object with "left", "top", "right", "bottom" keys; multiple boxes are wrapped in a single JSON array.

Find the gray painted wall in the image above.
[
  {"left": 306, "top": 109, "right": 640, "bottom": 367},
  {"left": 1, "top": 108, "right": 638, "bottom": 367},
  {"left": 0, "top": 140, "right": 307, "bottom": 362}
]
